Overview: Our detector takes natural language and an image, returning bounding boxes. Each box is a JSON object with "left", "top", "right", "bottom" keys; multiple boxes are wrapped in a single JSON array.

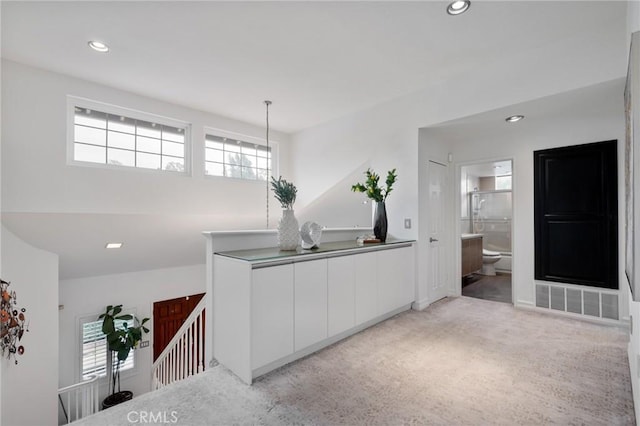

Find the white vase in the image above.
[{"left": 278, "top": 209, "right": 300, "bottom": 250}]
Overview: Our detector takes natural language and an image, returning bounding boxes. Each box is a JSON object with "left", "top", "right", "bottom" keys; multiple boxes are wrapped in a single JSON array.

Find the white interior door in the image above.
[{"left": 427, "top": 160, "right": 449, "bottom": 303}]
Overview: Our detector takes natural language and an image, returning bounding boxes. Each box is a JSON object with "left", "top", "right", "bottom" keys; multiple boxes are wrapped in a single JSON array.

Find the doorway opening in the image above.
[{"left": 460, "top": 159, "right": 513, "bottom": 304}]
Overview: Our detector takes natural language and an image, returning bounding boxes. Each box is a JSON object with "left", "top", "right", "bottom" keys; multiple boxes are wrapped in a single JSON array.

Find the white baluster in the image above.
[
  {"left": 150, "top": 299, "right": 206, "bottom": 388},
  {"left": 187, "top": 324, "right": 192, "bottom": 376}
]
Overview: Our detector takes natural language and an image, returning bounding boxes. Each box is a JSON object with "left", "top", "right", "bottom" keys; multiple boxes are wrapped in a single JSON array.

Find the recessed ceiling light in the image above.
[
  {"left": 505, "top": 115, "right": 525, "bottom": 123},
  {"left": 447, "top": 0, "right": 470, "bottom": 16},
  {"left": 105, "top": 242, "right": 123, "bottom": 249},
  {"left": 88, "top": 40, "right": 109, "bottom": 53}
]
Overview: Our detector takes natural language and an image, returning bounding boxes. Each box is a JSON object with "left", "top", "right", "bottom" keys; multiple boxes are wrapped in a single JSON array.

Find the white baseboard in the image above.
[
  {"left": 412, "top": 298, "right": 430, "bottom": 311},
  {"left": 514, "top": 299, "right": 534, "bottom": 309}
]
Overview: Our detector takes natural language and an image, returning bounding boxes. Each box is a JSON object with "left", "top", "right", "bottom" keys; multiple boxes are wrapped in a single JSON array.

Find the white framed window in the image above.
[
  {"left": 80, "top": 316, "right": 134, "bottom": 381},
  {"left": 67, "top": 97, "right": 191, "bottom": 174},
  {"left": 204, "top": 128, "right": 276, "bottom": 181}
]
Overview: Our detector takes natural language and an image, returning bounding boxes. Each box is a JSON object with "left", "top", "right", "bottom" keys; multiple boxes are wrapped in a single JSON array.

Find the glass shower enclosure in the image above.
[{"left": 470, "top": 190, "right": 512, "bottom": 254}]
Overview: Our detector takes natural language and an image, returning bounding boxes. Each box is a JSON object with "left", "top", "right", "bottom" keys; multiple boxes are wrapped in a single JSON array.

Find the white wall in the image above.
[
  {"left": 290, "top": 23, "right": 626, "bottom": 309},
  {"left": 626, "top": 2, "right": 640, "bottom": 421},
  {"left": 58, "top": 264, "right": 206, "bottom": 402},
  {"left": 0, "top": 10, "right": 630, "bottom": 423},
  {"left": 1, "top": 227, "right": 58, "bottom": 426},
  {"left": 1, "top": 60, "right": 291, "bottom": 218},
  {"left": 422, "top": 79, "right": 626, "bottom": 310},
  {"left": 290, "top": 20, "right": 625, "bottom": 240},
  {"left": 292, "top": 98, "right": 421, "bottom": 237},
  {"left": 629, "top": 0, "right": 640, "bottom": 40},
  {"left": 1, "top": 4, "right": 4, "bottom": 422},
  {"left": 1, "top": 59, "right": 293, "bottom": 418}
]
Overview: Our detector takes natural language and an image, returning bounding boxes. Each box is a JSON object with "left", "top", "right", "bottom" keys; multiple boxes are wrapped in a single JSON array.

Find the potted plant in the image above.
[
  {"left": 98, "top": 304, "right": 149, "bottom": 409},
  {"left": 271, "top": 176, "right": 299, "bottom": 250},
  {"left": 351, "top": 168, "right": 398, "bottom": 242}
]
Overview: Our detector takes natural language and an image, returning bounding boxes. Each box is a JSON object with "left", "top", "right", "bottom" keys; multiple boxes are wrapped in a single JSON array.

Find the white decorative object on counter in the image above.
[
  {"left": 300, "top": 221, "right": 322, "bottom": 249},
  {"left": 278, "top": 209, "right": 300, "bottom": 250}
]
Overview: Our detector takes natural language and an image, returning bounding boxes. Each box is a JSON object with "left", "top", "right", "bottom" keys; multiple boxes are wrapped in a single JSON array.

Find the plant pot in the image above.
[
  {"left": 102, "top": 390, "right": 133, "bottom": 410},
  {"left": 278, "top": 209, "right": 300, "bottom": 250},
  {"left": 373, "top": 202, "right": 388, "bottom": 242}
]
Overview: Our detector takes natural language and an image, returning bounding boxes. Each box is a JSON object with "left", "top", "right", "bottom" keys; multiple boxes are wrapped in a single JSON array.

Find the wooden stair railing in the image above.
[{"left": 151, "top": 297, "right": 206, "bottom": 389}]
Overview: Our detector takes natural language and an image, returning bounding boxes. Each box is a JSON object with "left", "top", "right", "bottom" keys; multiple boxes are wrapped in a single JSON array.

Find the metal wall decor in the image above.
[{"left": 0, "top": 279, "right": 28, "bottom": 364}]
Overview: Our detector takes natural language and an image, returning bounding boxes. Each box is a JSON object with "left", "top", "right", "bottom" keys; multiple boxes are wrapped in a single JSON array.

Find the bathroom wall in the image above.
[{"left": 460, "top": 171, "right": 479, "bottom": 234}]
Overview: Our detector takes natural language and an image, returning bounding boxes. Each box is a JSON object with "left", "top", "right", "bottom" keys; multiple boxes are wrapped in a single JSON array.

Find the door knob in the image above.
[{"left": 430, "top": 237, "right": 438, "bottom": 242}]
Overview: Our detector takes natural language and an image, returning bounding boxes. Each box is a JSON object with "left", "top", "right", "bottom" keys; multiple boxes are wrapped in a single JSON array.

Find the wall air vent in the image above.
[
  {"left": 535, "top": 285, "right": 549, "bottom": 308},
  {"left": 535, "top": 283, "right": 619, "bottom": 321}
]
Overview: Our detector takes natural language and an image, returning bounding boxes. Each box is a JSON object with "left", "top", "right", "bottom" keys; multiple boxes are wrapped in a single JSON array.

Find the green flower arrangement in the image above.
[
  {"left": 271, "top": 176, "right": 297, "bottom": 209},
  {"left": 351, "top": 168, "right": 397, "bottom": 202}
]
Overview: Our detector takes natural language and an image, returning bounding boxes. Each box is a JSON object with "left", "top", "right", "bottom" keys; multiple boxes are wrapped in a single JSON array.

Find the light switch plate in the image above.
[
  {"left": 404, "top": 218, "right": 412, "bottom": 229},
  {"left": 140, "top": 340, "right": 149, "bottom": 348}
]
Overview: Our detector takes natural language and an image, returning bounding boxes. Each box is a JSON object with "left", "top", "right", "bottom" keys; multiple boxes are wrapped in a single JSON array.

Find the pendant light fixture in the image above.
[{"left": 264, "top": 100, "right": 272, "bottom": 229}]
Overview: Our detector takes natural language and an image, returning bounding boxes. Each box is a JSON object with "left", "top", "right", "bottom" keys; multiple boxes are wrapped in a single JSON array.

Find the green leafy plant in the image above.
[
  {"left": 99, "top": 305, "right": 149, "bottom": 398},
  {"left": 351, "top": 168, "right": 397, "bottom": 202},
  {"left": 271, "top": 176, "right": 298, "bottom": 209}
]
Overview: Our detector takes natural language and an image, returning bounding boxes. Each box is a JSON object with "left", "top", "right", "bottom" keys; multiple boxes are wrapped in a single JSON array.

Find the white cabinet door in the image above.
[
  {"left": 378, "top": 246, "right": 415, "bottom": 314},
  {"left": 294, "top": 260, "right": 328, "bottom": 351},
  {"left": 251, "top": 264, "right": 294, "bottom": 369},
  {"left": 328, "top": 256, "right": 356, "bottom": 337},
  {"left": 355, "top": 251, "right": 378, "bottom": 325}
]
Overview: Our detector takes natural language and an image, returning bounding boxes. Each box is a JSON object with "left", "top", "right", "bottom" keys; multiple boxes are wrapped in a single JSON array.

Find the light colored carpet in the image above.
[{"left": 76, "top": 296, "right": 635, "bottom": 425}]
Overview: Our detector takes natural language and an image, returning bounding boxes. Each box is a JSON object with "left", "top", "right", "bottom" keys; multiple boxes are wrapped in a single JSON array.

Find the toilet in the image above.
[{"left": 481, "top": 249, "right": 502, "bottom": 276}]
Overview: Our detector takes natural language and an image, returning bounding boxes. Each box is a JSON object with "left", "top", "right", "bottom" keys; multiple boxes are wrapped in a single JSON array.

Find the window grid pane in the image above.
[
  {"left": 73, "top": 106, "right": 187, "bottom": 173},
  {"left": 205, "top": 134, "right": 271, "bottom": 180},
  {"left": 205, "top": 162, "right": 224, "bottom": 176},
  {"left": 75, "top": 143, "right": 106, "bottom": 164},
  {"left": 81, "top": 319, "right": 134, "bottom": 380},
  {"left": 108, "top": 148, "right": 135, "bottom": 167}
]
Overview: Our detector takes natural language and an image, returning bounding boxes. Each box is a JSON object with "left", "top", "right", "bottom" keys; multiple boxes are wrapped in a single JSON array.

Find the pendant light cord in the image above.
[{"left": 265, "top": 100, "right": 272, "bottom": 229}]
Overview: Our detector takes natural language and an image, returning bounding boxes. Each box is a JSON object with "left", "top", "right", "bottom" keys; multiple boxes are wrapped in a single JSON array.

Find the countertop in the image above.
[
  {"left": 461, "top": 233, "right": 483, "bottom": 240},
  {"left": 216, "top": 239, "right": 415, "bottom": 263}
]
